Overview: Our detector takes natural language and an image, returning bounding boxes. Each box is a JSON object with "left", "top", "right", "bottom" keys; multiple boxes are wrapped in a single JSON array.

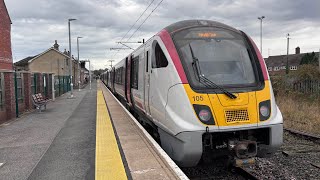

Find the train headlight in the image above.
[
  {"left": 259, "top": 100, "right": 271, "bottom": 121},
  {"left": 193, "top": 104, "right": 215, "bottom": 125},
  {"left": 199, "top": 109, "right": 211, "bottom": 122},
  {"left": 260, "top": 106, "right": 269, "bottom": 117}
]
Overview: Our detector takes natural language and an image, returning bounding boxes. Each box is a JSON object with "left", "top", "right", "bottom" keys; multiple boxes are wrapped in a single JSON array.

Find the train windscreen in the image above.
[{"left": 173, "top": 27, "right": 258, "bottom": 89}]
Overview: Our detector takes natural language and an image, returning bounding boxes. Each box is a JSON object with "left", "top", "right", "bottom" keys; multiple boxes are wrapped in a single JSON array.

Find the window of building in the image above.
[
  {"left": 281, "top": 66, "right": 286, "bottom": 70},
  {"left": 290, "top": 66, "right": 297, "bottom": 70},
  {"left": 0, "top": 73, "right": 4, "bottom": 109},
  {"left": 274, "top": 67, "right": 279, "bottom": 71},
  {"left": 16, "top": 73, "right": 24, "bottom": 103},
  {"left": 268, "top": 67, "right": 272, "bottom": 71},
  {"left": 152, "top": 43, "right": 168, "bottom": 68},
  {"left": 131, "top": 56, "right": 139, "bottom": 89}
]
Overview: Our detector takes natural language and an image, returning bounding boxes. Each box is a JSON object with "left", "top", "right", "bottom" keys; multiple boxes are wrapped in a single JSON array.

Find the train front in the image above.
[{"left": 161, "top": 20, "right": 283, "bottom": 167}]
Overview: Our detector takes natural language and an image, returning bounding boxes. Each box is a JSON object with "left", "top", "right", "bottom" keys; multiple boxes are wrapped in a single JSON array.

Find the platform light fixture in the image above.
[{"left": 68, "top": 18, "right": 77, "bottom": 98}]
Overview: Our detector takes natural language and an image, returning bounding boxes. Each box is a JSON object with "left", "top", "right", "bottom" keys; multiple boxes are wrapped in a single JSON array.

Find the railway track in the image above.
[
  {"left": 183, "top": 128, "right": 320, "bottom": 180},
  {"left": 284, "top": 128, "right": 320, "bottom": 142}
]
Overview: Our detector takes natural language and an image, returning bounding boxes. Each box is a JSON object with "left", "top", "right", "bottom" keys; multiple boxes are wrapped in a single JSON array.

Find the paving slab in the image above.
[{"left": 0, "top": 82, "right": 96, "bottom": 180}]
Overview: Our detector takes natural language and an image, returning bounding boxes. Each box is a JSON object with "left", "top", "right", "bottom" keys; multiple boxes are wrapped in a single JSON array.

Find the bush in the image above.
[{"left": 292, "top": 64, "right": 320, "bottom": 80}]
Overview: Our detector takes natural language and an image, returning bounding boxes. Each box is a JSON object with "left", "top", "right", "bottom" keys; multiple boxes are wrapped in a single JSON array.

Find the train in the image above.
[{"left": 101, "top": 20, "right": 283, "bottom": 167}]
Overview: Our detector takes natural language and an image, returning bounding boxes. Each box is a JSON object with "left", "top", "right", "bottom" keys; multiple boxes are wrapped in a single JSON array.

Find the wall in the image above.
[
  {"left": 28, "top": 49, "right": 81, "bottom": 88},
  {"left": 28, "top": 49, "right": 69, "bottom": 76},
  {"left": 0, "top": 0, "right": 12, "bottom": 70}
]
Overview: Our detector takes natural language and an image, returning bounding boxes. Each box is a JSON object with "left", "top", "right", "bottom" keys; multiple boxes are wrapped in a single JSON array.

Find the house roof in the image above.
[
  {"left": 14, "top": 47, "right": 74, "bottom": 66},
  {"left": 14, "top": 56, "right": 37, "bottom": 66},
  {"left": 3, "top": 0, "right": 12, "bottom": 24},
  {"left": 265, "top": 53, "right": 306, "bottom": 67}
]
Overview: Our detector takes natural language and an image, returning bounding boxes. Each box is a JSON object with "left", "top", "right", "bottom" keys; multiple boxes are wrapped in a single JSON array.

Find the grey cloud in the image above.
[{"left": 5, "top": 0, "right": 320, "bottom": 69}]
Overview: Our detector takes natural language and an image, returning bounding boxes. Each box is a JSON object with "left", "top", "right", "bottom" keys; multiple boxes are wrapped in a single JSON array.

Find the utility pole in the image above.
[
  {"left": 258, "top": 16, "right": 265, "bottom": 55},
  {"left": 77, "top": 36, "right": 83, "bottom": 91},
  {"left": 286, "top": 33, "right": 290, "bottom": 75},
  {"left": 68, "top": 18, "right": 77, "bottom": 98},
  {"left": 108, "top": 60, "right": 115, "bottom": 68}
]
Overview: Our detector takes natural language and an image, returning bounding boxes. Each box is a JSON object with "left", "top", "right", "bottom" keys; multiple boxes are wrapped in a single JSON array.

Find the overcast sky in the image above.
[{"left": 5, "top": 0, "right": 320, "bottom": 70}]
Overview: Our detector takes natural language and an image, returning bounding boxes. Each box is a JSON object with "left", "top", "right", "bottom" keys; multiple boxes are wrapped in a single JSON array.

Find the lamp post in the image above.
[
  {"left": 68, "top": 18, "right": 77, "bottom": 98},
  {"left": 83, "top": 59, "right": 92, "bottom": 90},
  {"left": 258, "top": 16, "right": 265, "bottom": 55},
  {"left": 286, "top": 33, "right": 290, "bottom": 75},
  {"left": 77, "top": 36, "right": 83, "bottom": 91}
]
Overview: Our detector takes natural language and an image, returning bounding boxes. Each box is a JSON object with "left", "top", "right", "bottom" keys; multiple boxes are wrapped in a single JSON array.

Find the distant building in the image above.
[
  {"left": 0, "top": 0, "right": 12, "bottom": 70},
  {"left": 265, "top": 47, "right": 318, "bottom": 76},
  {"left": 14, "top": 41, "right": 83, "bottom": 87}
]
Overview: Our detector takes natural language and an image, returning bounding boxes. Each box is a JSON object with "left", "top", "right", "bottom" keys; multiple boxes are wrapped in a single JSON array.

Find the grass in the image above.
[{"left": 275, "top": 92, "right": 320, "bottom": 136}]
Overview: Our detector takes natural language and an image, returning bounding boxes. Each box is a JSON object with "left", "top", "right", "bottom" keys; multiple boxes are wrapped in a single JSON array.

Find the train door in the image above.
[
  {"left": 149, "top": 40, "right": 170, "bottom": 123},
  {"left": 144, "top": 45, "right": 152, "bottom": 116}
]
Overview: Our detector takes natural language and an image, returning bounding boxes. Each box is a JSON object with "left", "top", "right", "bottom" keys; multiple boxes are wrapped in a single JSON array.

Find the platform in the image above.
[{"left": 0, "top": 81, "right": 187, "bottom": 180}]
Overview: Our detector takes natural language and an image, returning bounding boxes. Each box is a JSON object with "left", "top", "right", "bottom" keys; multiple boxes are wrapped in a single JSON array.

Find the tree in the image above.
[{"left": 300, "top": 52, "right": 317, "bottom": 65}]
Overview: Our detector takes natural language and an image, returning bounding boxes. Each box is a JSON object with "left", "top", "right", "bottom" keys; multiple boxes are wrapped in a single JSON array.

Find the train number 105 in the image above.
[{"left": 192, "top": 96, "right": 204, "bottom": 102}]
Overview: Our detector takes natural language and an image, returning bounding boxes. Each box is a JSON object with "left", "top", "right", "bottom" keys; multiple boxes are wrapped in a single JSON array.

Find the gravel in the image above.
[
  {"left": 247, "top": 131, "right": 320, "bottom": 180},
  {"left": 182, "top": 131, "right": 320, "bottom": 180}
]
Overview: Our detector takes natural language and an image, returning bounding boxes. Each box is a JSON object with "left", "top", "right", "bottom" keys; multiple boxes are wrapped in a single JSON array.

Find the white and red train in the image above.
[{"left": 101, "top": 20, "right": 283, "bottom": 167}]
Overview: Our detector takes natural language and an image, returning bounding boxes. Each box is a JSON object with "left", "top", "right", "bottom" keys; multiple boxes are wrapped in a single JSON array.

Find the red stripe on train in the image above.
[
  {"left": 248, "top": 36, "right": 269, "bottom": 80},
  {"left": 158, "top": 29, "right": 188, "bottom": 84}
]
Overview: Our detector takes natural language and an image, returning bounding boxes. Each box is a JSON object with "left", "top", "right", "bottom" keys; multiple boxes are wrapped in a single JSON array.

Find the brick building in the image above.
[
  {"left": 0, "top": 0, "right": 16, "bottom": 123},
  {"left": 0, "top": 0, "right": 12, "bottom": 70},
  {"left": 14, "top": 41, "right": 84, "bottom": 88},
  {"left": 265, "top": 47, "right": 319, "bottom": 76}
]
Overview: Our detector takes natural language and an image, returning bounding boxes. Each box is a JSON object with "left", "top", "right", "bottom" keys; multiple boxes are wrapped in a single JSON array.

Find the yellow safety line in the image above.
[{"left": 95, "top": 90, "right": 127, "bottom": 180}]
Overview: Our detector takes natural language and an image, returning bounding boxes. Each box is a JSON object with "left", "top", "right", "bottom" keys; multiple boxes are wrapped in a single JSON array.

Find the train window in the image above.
[
  {"left": 115, "top": 67, "right": 124, "bottom": 84},
  {"left": 131, "top": 56, "right": 139, "bottom": 89},
  {"left": 152, "top": 43, "right": 168, "bottom": 68},
  {"left": 146, "top": 51, "right": 149, "bottom": 72}
]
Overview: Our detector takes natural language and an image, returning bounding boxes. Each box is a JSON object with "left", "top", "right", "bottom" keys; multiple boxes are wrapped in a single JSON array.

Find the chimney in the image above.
[
  {"left": 295, "top": 47, "right": 300, "bottom": 54},
  {"left": 53, "top": 40, "right": 59, "bottom": 51},
  {"left": 63, "top": 49, "right": 67, "bottom": 55}
]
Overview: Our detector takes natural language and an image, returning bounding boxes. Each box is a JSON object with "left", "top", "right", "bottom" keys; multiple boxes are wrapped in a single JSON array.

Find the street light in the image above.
[
  {"left": 83, "top": 60, "right": 92, "bottom": 90},
  {"left": 286, "top": 33, "right": 290, "bottom": 74},
  {"left": 258, "top": 16, "right": 265, "bottom": 55},
  {"left": 77, "top": 36, "right": 83, "bottom": 91},
  {"left": 68, "top": 18, "right": 77, "bottom": 98}
]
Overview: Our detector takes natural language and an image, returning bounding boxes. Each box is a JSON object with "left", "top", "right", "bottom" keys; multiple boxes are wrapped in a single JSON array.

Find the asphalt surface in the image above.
[{"left": 0, "top": 82, "right": 97, "bottom": 180}]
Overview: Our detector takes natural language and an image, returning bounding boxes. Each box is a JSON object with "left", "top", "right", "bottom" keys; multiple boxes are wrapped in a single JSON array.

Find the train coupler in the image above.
[{"left": 228, "top": 140, "right": 257, "bottom": 159}]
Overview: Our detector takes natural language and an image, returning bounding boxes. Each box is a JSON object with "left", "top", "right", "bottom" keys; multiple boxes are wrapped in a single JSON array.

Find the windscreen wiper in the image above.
[{"left": 189, "top": 44, "right": 237, "bottom": 99}]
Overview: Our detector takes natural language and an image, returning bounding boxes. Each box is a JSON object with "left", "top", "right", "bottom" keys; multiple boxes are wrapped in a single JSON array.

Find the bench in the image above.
[{"left": 31, "top": 93, "right": 48, "bottom": 112}]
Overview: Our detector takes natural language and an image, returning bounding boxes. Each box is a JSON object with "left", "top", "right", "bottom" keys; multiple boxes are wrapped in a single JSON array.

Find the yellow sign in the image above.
[{"left": 198, "top": 32, "right": 217, "bottom": 38}]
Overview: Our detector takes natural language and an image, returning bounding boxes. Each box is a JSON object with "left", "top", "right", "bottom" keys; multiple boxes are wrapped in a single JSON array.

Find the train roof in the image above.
[{"left": 164, "top": 20, "right": 240, "bottom": 34}]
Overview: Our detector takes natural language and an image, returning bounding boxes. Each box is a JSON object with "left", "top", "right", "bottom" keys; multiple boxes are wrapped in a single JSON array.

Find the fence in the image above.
[
  {"left": 271, "top": 76, "right": 320, "bottom": 95},
  {"left": 54, "top": 76, "right": 71, "bottom": 97},
  {"left": 292, "top": 80, "right": 320, "bottom": 94},
  {"left": 0, "top": 71, "right": 73, "bottom": 123}
]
